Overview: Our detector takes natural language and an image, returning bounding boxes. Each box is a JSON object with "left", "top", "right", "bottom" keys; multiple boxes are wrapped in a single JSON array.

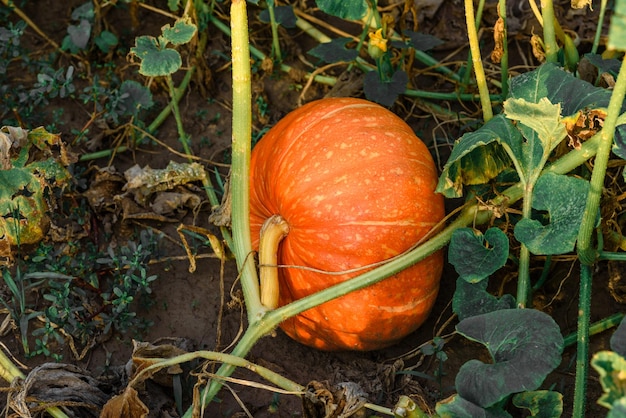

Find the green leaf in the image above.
[
  {"left": 609, "top": 398, "right": 626, "bottom": 418},
  {"left": 259, "top": 5, "right": 297, "bottom": 28},
  {"left": 167, "top": 0, "right": 180, "bottom": 12},
  {"left": 67, "top": 20, "right": 91, "bottom": 50},
  {"left": 436, "top": 115, "right": 515, "bottom": 198},
  {"left": 117, "top": 80, "right": 154, "bottom": 116},
  {"left": 95, "top": 30, "right": 118, "bottom": 53},
  {"left": 502, "top": 97, "right": 567, "bottom": 185},
  {"left": 514, "top": 172, "right": 590, "bottom": 255},
  {"left": 613, "top": 124, "right": 626, "bottom": 160},
  {"left": 71, "top": 1, "right": 94, "bottom": 21},
  {"left": 582, "top": 53, "right": 622, "bottom": 76},
  {"left": 591, "top": 351, "right": 626, "bottom": 409},
  {"left": 508, "top": 63, "right": 615, "bottom": 116},
  {"left": 452, "top": 278, "right": 516, "bottom": 321},
  {"left": 131, "top": 36, "right": 182, "bottom": 77},
  {"left": 307, "top": 37, "right": 358, "bottom": 63},
  {"left": 438, "top": 63, "right": 618, "bottom": 198},
  {"left": 512, "top": 390, "right": 563, "bottom": 417},
  {"left": 608, "top": 0, "right": 626, "bottom": 50},
  {"left": 436, "top": 395, "right": 512, "bottom": 418},
  {"left": 611, "top": 316, "right": 626, "bottom": 358},
  {"left": 395, "top": 30, "right": 443, "bottom": 51},
  {"left": 315, "top": 0, "right": 368, "bottom": 20},
  {"left": 449, "top": 227, "right": 509, "bottom": 283},
  {"left": 161, "top": 18, "right": 196, "bottom": 46},
  {"left": 363, "top": 69, "right": 408, "bottom": 107},
  {"left": 455, "top": 309, "right": 564, "bottom": 408}
]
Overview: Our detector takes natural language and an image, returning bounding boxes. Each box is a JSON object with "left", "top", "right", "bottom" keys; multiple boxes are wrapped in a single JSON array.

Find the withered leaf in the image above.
[
  {"left": 100, "top": 386, "right": 149, "bottom": 418},
  {"left": 123, "top": 161, "right": 206, "bottom": 206},
  {"left": 563, "top": 108, "right": 606, "bottom": 149},
  {"left": 129, "top": 339, "right": 190, "bottom": 387}
]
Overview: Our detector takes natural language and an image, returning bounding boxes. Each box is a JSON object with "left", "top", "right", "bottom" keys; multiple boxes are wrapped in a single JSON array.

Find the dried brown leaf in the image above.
[
  {"left": 491, "top": 17, "right": 505, "bottom": 63},
  {"left": 129, "top": 339, "right": 190, "bottom": 387},
  {"left": 100, "top": 386, "right": 149, "bottom": 418}
]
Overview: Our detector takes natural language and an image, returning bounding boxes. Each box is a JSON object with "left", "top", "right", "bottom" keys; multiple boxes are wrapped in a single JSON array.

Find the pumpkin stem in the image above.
[{"left": 259, "top": 215, "right": 290, "bottom": 309}]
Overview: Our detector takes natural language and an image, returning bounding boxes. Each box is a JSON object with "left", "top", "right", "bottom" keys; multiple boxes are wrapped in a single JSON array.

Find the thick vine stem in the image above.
[
  {"left": 540, "top": 0, "right": 559, "bottom": 63},
  {"left": 464, "top": 0, "right": 493, "bottom": 122},
  {"left": 259, "top": 215, "right": 290, "bottom": 309}
]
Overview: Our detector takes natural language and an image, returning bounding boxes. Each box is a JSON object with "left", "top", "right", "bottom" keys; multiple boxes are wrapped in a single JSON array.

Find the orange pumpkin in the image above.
[{"left": 249, "top": 97, "right": 445, "bottom": 351}]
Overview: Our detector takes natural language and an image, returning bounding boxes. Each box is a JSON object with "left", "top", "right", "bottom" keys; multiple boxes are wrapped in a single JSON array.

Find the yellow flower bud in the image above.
[{"left": 368, "top": 28, "right": 388, "bottom": 59}]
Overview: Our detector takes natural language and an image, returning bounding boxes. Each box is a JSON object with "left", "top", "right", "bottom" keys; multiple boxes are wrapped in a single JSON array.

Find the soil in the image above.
[{"left": 0, "top": 0, "right": 624, "bottom": 417}]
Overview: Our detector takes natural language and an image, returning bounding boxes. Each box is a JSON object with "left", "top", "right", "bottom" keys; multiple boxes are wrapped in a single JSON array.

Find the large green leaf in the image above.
[
  {"left": 608, "top": 0, "right": 626, "bottom": 50},
  {"left": 363, "top": 69, "right": 408, "bottom": 107},
  {"left": 611, "top": 316, "right": 626, "bottom": 357},
  {"left": 609, "top": 398, "right": 626, "bottom": 418},
  {"left": 508, "top": 62, "right": 615, "bottom": 116},
  {"left": 455, "top": 309, "right": 564, "bottom": 408},
  {"left": 436, "top": 395, "right": 512, "bottom": 418},
  {"left": 449, "top": 227, "right": 509, "bottom": 283},
  {"left": 512, "top": 390, "right": 563, "bottom": 417},
  {"left": 614, "top": 124, "right": 626, "bottom": 161},
  {"left": 514, "top": 172, "right": 590, "bottom": 255},
  {"left": 307, "top": 37, "right": 358, "bottom": 64},
  {"left": 394, "top": 30, "right": 443, "bottom": 52},
  {"left": 591, "top": 351, "right": 626, "bottom": 409},
  {"left": 452, "top": 278, "right": 516, "bottom": 321},
  {"left": 438, "top": 63, "right": 619, "bottom": 198},
  {"left": 315, "top": 0, "right": 367, "bottom": 20},
  {"left": 259, "top": 5, "right": 297, "bottom": 28},
  {"left": 436, "top": 115, "right": 514, "bottom": 198}
]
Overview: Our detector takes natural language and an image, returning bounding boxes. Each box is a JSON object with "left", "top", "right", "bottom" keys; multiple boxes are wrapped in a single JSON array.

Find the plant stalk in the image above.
[
  {"left": 267, "top": 0, "right": 282, "bottom": 62},
  {"left": 563, "top": 312, "right": 624, "bottom": 347},
  {"left": 591, "top": 0, "right": 609, "bottom": 54},
  {"left": 165, "top": 75, "right": 193, "bottom": 158},
  {"left": 571, "top": 47, "right": 626, "bottom": 418},
  {"left": 461, "top": 0, "right": 485, "bottom": 89},
  {"left": 464, "top": 0, "right": 493, "bottom": 121},
  {"left": 497, "top": 0, "right": 509, "bottom": 98},
  {"left": 573, "top": 263, "right": 592, "bottom": 418},
  {"left": 541, "top": 0, "right": 559, "bottom": 63},
  {"left": 229, "top": 0, "right": 263, "bottom": 321},
  {"left": 516, "top": 184, "right": 533, "bottom": 308},
  {"left": 577, "top": 57, "right": 626, "bottom": 264}
]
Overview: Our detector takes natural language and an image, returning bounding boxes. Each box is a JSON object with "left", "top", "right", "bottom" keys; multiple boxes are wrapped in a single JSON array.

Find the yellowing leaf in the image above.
[
  {"left": 504, "top": 97, "right": 567, "bottom": 156},
  {"left": 571, "top": 0, "right": 592, "bottom": 9}
]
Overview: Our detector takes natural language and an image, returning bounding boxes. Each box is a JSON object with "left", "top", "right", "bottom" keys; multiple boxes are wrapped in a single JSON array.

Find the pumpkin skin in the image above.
[{"left": 249, "top": 97, "right": 445, "bottom": 351}]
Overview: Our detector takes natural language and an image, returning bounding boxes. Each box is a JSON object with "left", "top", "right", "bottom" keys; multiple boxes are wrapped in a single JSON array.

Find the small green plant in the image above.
[
  {"left": 129, "top": 16, "right": 197, "bottom": 156},
  {"left": 0, "top": 227, "right": 161, "bottom": 360},
  {"left": 79, "top": 75, "right": 154, "bottom": 126},
  {"left": 420, "top": 336, "right": 448, "bottom": 388},
  {"left": 0, "top": 265, "right": 45, "bottom": 356},
  {"left": 61, "top": 2, "right": 118, "bottom": 54},
  {"left": 36, "top": 230, "right": 161, "bottom": 350}
]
